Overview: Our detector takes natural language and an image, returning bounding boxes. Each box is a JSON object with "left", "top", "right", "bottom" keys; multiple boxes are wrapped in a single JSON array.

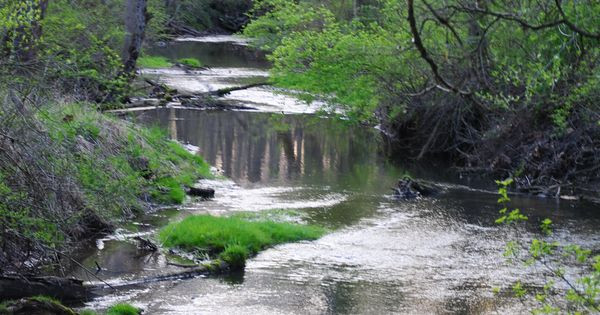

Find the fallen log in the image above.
[
  {"left": 209, "top": 82, "right": 271, "bottom": 97},
  {"left": 90, "top": 260, "right": 229, "bottom": 296},
  {"left": 180, "top": 97, "right": 257, "bottom": 110}
]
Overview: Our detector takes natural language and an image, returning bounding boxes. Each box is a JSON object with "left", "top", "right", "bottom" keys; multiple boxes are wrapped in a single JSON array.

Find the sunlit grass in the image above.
[
  {"left": 177, "top": 58, "right": 203, "bottom": 68},
  {"left": 107, "top": 303, "right": 140, "bottom": 315},
  {"left": 159, "top": 215, "right": 326, "bottom": 268},
  {"left": 137, "top": 56, "right": 172, "bottom": 68}
]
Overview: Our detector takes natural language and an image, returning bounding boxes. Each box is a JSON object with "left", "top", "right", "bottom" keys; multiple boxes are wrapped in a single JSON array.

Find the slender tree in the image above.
[{"left": 122, "top": 0, "right": 149, "bottom": 78}]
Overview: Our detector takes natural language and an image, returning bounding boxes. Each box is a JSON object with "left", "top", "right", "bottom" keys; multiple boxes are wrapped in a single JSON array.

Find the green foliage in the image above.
[
  {"left": 106, "top": 303, "right": 140, "bottom": 315},
  {"left": 151, "top": 177, "right": 185, "bottom": 204},
  {"left": 177, "top": 58, "right": 203, "bottom": 68},
  {"left": 137, "top": 56, "right": 173, "bottom": 69},
  {"left": 167, "top": 0, "right": 252, "bottom": 32},
  {"left": 159, "top": 215, "right": 326, "bottom": 269},
  {"left": 495, "top": 179, "right": 600, "bottom": 313},
  {"left": 41, "top": 0, "right": 128, "bottom": 100},
  {"left": 0, "top": 101, "right": 212, "bottom": 273},
  {"left": 243, "top": 0, "right": 600, "bottom": 182},
  {"left": 494, "top": 178, "right": 528, "bottom": 225}
]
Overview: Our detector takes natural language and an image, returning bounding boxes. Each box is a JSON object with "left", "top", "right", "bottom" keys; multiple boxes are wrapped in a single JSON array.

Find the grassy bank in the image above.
[
  {"left": 0, "top": 297, "right": 139, "bottom": 315},
  {"left": 159, "top": 215, "right": 326, "bottom": 269},
  {"left": 0, "top": 102, "right": 211, "bottom": 274},
  {"left": 137, "top": 56, "right": 172, "bottom": 68},
  {"left": 137, "top": 56, "right": 203, "bottom": 69}
]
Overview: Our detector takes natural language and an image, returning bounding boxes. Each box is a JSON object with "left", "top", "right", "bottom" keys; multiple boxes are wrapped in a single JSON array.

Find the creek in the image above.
[{"left": 74, "top": 36, "right": 600, "bottom": 314}]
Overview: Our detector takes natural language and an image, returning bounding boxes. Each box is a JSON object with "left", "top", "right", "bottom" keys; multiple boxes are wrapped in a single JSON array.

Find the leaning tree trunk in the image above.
[{"left": 122, "top": 0, "right": 149, "bottom": 78}]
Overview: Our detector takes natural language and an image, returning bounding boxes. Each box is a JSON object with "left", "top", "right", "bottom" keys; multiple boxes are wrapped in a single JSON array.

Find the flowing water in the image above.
[{"left": 77, "top": 36, "right": 600, "bottom": 314}]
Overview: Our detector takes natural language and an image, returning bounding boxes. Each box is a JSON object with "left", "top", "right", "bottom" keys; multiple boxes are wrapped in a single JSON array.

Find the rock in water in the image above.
[
  {"left": 186, "top": 187, "right": 215, "bottom": 199},
  {"left": 393, "top": 177, "right": 442, "bottom": 200}
]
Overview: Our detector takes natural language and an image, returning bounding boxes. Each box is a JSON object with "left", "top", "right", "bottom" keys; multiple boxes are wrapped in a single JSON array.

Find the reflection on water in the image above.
[
  {"left": 148, "top": 40, "right": 269, "bottom": 69},
  {"left": 133, "top": 108, "right": 400, "bottom": 190},
  {"left": 119, "top": 107, "right": 600, "bottom": 314},
  {"left": 83, "top": 106, "right": 600, "bottom": 314}
]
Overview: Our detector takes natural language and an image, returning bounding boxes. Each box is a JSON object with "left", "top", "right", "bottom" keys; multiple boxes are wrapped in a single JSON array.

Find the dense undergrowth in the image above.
[
  {"left": 0, "top": 101, "right": 211, "bottom": 274},
  {"left": 159, "top": 215, "right": 325, "bottom": 269}
]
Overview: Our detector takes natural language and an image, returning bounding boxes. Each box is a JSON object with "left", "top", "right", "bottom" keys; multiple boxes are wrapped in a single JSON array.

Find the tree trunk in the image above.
[{"left": 122, "top": 0, "right": 149, "bottom": 78}]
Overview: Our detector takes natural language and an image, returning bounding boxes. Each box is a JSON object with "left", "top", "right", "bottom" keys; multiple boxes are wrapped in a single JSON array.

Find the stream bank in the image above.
[{"left": 67, "top": 36, "right": 600, "bottom": 314}]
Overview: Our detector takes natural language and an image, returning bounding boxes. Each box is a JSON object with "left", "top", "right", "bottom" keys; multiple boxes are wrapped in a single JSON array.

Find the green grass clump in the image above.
[
  {"left": 152, "top": 177, "right": 186, "bottom": 204},
  {"left": 220, "top": 244, "right": 249, "bottom": 268},
  {"left": 177, "top": 58, "right": 203, "bottom": 68},
  {"left": 137, "top": 56, "right": 172, "bottom": 68},
  {"left": 107, "top": 303, "right": 140, "bottom": 315},
  {"left": 159, "top": 215, "right": 326, "bottom": 269}
]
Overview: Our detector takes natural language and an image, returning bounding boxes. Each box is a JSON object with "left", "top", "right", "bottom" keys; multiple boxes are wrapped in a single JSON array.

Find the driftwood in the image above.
[
  {"left": 133, "top": 236, "right": 158, "bottom": 252},
  {"left": 90, "top": 260, "right": 228, "bottom": 297},
  {"left": 0, "top": 276, "right": 95, "bottom": 302}
]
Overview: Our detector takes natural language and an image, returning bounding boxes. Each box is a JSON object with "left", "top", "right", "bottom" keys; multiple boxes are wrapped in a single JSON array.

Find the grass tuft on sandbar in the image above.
[{"left": 159, "top": 215, "right": 325, "bottom": 268}]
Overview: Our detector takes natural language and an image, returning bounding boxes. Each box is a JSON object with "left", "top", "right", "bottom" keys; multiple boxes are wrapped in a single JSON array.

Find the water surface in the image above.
[{"left": 80, "top": 36, "right": 600, "bottom": 314}]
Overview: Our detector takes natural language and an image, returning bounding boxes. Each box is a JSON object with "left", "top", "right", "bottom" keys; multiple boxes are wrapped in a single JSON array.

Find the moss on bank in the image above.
[
  {"left": 0, "top": 102, "right": 211, "bottom": 273},
  {"left": 159, "top": 215, "right": 326, "bottom": 269}
]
